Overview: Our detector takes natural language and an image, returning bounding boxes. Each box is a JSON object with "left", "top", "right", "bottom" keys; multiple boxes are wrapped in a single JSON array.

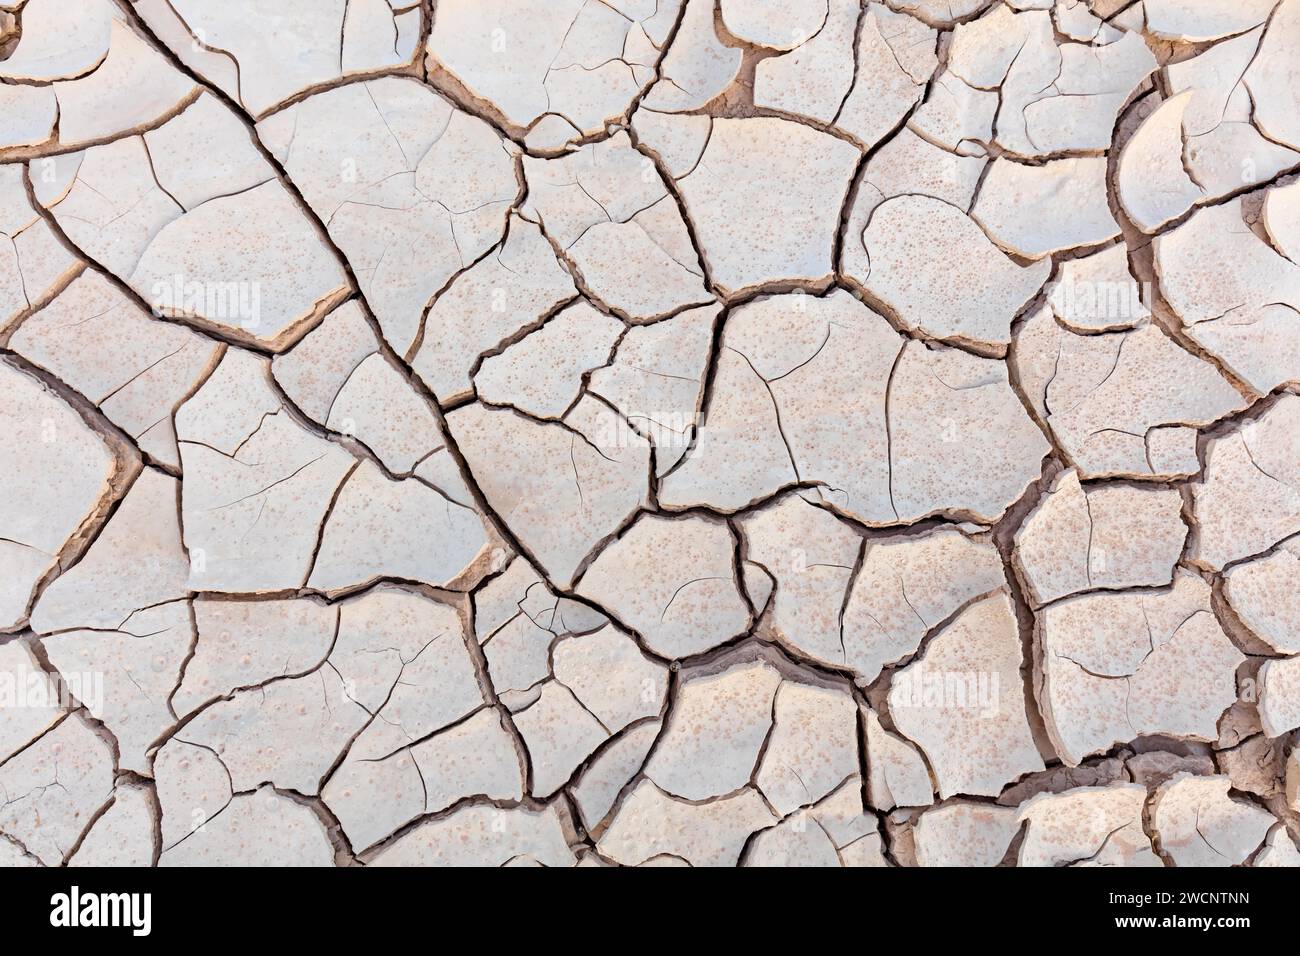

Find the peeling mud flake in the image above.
[
  {"left": 369, "top": 804, "right": 576, "bottom": 867},
  {"left": 1192, "top": 395, "right": 1300, "bottom": 570},
  {"left": 599, "top": 780, "right": 775, "bottom": 867},
  {"left": 1037, "top": 572, "right": 1245, "bottom": 766},
  {"left": 1014, "top": 306, "right": 1247, "bottom": 480},
  {"left": 1154, "top": 197, "right": 1300, "bottom": 397},
  {"left": 446, "top": 399, "right": 650, "bottom": 588},
  {"left": 674, "top": 118, "right": 861, "bottom": 295},
  {"left": 1014, "top": 468, "right": 1186, "bottom": 607},
  {"left": 259, "top": 79, "right": 516, "bottom": 355},
  {"left": 159, "top": 788, "right": 335, "bottom": 867},
  {"left": 972, "top": 158, "right": 1120, "bottom": 260},
  {"left": 1144, "top": 0, "right": 1276, "bottom": 43},
  {"left": 644, "top": 659, "right": 781, "bottom": 801},
  {"left": 752, "top": 0, "right": 858, "bottom": 124},
  {"left": 1150, "top": 773, "right": 1274, "bottom": 867},
  {"left": 864, "top": 708, "right": 934, "bottom": 811},
  {"left": 576, "top": 513, "right": 751, "bottom": 659},
  {"left": 0, "top": 362, "right": 118, "bottom": 630},
  {"left": 746, "top": 777, "right": 888, "bottom": 867},
  {"left": 428, "top": 0, "right": 679, "bottom": 141},
  {"left": 144, "top": 0, "right": 420, "bottom": 118},
  {"left": 887, "top": 341, "right": 1051, "bottom": 522},
  {"left": 11, "top": 270, "right": 221, "bottom": 469},
  {"left": 41, "top": 600, "right": 191, "bottom": 775},
  {"left": 175, "top": 349, "right": 357, "bottom": 592},
  {"left": 739, "top": 493, "right": 862, "bottom": 669},
  {"left": 852, "top": 194, "right": 1049, "bottom": 349},
  {"left": 68, "top": 785, "right": 156, "bottom": 868},
  {"left": 1223, "top": 538, "right": 1300, "bottom": 655},
  {"left": 0, "top": 715, "right": 115, "bottom": 866},
  {"left": 841, "top": 527, "right": 1005, "bottom": 684},
  {"left": 755, "top": 680, "right": 859, "bottom": 817},
  {"left": 886, "top": 592, "right": 1045, "bottom": 798},
  {"left": 1017, "top": 784, "right": 1161, "bottom": 867},
  {"left": 913, "top": 801, "right": 1021, "bottom": 867},
  {"left": 0, "top": 641, "right": 63, "bottom": 763}
]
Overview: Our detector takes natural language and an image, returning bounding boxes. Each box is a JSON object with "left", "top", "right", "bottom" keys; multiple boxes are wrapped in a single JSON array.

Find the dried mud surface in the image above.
[{"left": 0, "top": 0, "right": 1298, "bottom": 867}]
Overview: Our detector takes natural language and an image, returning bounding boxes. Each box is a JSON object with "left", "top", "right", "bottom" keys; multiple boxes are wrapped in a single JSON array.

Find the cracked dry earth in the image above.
[{"left": 1, "top": 0, "right": 1299, "bottom": 872}]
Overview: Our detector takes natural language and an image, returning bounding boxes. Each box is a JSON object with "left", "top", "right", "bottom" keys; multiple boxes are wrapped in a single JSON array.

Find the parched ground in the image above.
[{"left": 0, "top": 0, "right": 1298, "bottom": 867}]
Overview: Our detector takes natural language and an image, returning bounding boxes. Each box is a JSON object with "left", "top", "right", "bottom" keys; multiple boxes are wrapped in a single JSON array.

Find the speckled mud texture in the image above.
[{"left": 0, "top": 0, "right": 1298, "bottom": 868}]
